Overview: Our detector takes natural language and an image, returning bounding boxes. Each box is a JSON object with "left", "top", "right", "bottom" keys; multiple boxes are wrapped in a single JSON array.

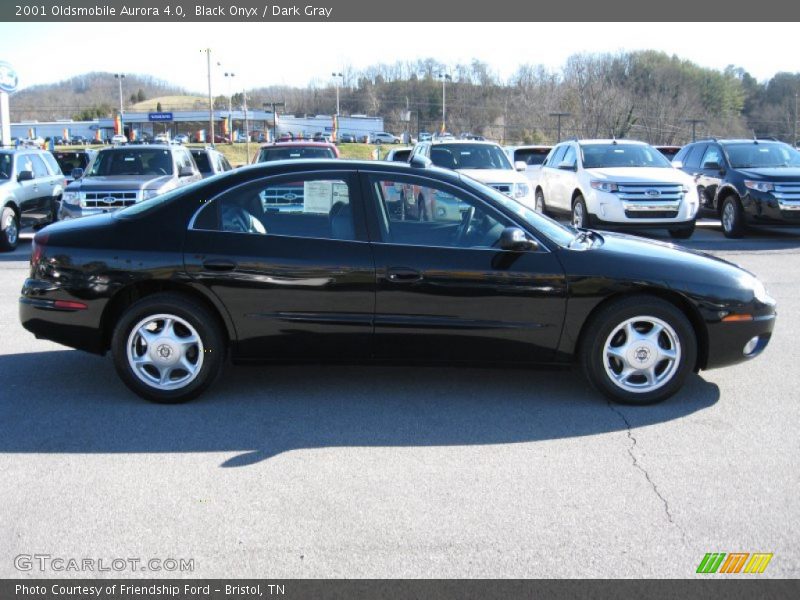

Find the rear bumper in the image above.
[{"left": 19, "top": 279, "right": 106, "bottom": 354}]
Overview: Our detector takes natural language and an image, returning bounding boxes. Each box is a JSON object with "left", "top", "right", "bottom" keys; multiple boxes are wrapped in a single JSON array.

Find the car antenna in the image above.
[
  {"left": 611, "top": 132, "right": 617, "bottom": 145},
  {"left": 753, "top": 131, "right": 759, "bottom": 144}
]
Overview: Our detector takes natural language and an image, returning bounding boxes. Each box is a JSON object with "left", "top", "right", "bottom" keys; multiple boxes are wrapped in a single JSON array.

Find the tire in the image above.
[
  {"left": 535, "top": 189, "right": 547, "bottom": 215},
  {"left": 0, "top": 207, "right": 19, "bottom": 252},
  {"left": 579, "top": 295, "right": 697, "bottom": 405},
  {"left": 572, "top": 195, "right": 589, "bottom": 228},
  {"left": 720, "top": 195, "right": 745, "bottom": 238},
  {"left": 111, "top": 293, "right": 226, "bottom": 403},
  {"left": 668, "top": 221, "right": 696, "bottom": 239}
]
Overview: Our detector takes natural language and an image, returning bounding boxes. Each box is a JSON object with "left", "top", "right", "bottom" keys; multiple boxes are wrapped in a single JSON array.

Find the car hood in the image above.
[
  {"left": 68, "top": 175, "right": 174, "bottom": 191},
  {"left": 458, "top": 168, "right": 526, "bottom": 184},
  {"left": 584, "top": 167, "right": 692, "bottom": 185},
  {"left": 566, "top": 230, "right": 756, "bottom": 299},
  {"left": 737, "top": 168, "right": 800, "bottom": 181}
]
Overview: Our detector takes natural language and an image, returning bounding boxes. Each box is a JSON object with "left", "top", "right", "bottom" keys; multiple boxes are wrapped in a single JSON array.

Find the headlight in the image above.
[
  {"left": 751, "top": 278, "right": 775, "bottom": 305},
  {"left": 141, "top": 189, "right": 161, "bottom": 200},
  {"left": 744, "top": 180, "right": 774, "bottom": 193},
  {"left": 590, "top": 180, "right": 618, "bottom": 193},
  {"left": 514, "top": 183, "right": 530, "bottom": 198},
  {"left": 62, "top": 191, "right": 80, "bottom": 205}
]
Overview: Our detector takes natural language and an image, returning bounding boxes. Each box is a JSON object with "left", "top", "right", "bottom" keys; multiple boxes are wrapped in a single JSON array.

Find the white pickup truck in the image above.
[{"left": 534, "top": 139, "right": 700, "bottom": 239}]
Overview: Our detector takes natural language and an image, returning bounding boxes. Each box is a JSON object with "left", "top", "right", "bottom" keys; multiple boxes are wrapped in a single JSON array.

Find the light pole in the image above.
[
  {"left": 438, "top": 72, "right": 451, "bottom": 134},
  {"left": 223, "top": 69, "right": 235, "bottom": 143},
  {"left": 549, "top": 112, "right": 570, "bottom": 142},
  {"left": 686, "top": 118, "right": 705, "bottom": 143},
  {"left": 264, "top": 101, "right": 285, "bottom": 143},
  {"left": 794, "top": 90, "right": 798, "bottom": 148},
  {"left": 114, "top": 73, "right": 125, "bottom": 138},
  {"left": 201, "top": 48, "right": 214, "bottom": 146},
  {"left": 243, "top": 89, "right": 250, "bottom": 163},
  {"left": 332, "top": 72, "right": 343, "bottom": 117}
]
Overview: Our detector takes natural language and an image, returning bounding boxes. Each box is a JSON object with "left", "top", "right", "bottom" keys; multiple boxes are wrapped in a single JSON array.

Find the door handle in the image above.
[
  {"left": 387, "top": 267, "right": 422, "bottom": 282},
  {"left": 202, "top": 259, "right": 238, "bottom": 272}
]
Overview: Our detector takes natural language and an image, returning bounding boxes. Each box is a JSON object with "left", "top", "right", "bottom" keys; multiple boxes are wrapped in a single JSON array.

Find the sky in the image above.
[{"left": 1, "top": 22, "right": 799, "bottom": 93}]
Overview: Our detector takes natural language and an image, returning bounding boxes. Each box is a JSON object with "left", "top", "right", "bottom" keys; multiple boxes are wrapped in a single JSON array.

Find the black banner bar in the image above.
[
  {"left": 2, "top": 580, "right": 800, "bottom": 600},
  {"left": 2, "top": 0, "right": 800, "bottom": 22}
]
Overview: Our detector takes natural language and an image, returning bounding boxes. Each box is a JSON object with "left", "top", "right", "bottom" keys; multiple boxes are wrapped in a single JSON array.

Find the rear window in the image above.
[
  {"left": 257, "top": 146, "right": 336, "bottom": 162},
  {"left": 390, "top": 149, "right": 411, "bottom": 162},
  {"left": 54, "top": 152, "right": 90, "bottom": 172},
  {"left": 514, "top": 148, "right": 550, "bottom": 165},
  {"left": 192, "top": 152, "right": 212, "bottom": 174}
]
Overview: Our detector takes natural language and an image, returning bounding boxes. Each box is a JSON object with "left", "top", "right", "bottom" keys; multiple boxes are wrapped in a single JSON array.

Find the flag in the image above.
[
  {"left": 130, "top": 129, "right": 137, "bottom": 141},
  {"left": 113, "top": 114, "right": 122, "bottom": 135},
  {"left": 63, "top": 128, "right": 69, "bottom": 141},
  {"left": 332, "top": 114, "right": 338, "bottom": 143},
  {"left": 221, "top": 116, "right": 229, "bottom": 137},
  {"left": 440, "top": 121, "right": 446, "bottom": 135},
  {"left": 94, "top": 129, "right": 102, "bottom": 142}
]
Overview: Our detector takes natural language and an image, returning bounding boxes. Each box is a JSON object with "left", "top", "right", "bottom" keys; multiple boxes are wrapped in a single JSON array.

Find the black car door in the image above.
[
  {"left": 183, "top": 170, "right": 376, "bottom": 360},
  {"left": 361, "top": 170, "right": 568, "bottom": 363},
  {"left": 697, "top": 144, "right": 726, "bottom": 209}
]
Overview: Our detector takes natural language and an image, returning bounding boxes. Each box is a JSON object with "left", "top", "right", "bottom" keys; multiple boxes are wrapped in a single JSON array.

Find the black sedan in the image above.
[{"left": 20, "top": 158, "right": 776, "bottom": 404}]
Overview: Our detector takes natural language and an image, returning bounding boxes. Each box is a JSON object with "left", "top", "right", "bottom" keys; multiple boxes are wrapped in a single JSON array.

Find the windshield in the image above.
[
  {"left": 460, "top": 175, "right": 576, "bottom": 247},
  {"left": 88, "top": 149, "right": 174, "bottom": 177},
  {"left": 55, "top": 152, "right": 90, "bottom": 173},
  {"left": 430, "top": 144, "right": 513, "bottom": 170},
  {"left": 581, "top": 144, "right": 672, "bottom": 169},
  {"left": 0, "top": 153, "right": 11, "bottom": 179},
  {"left": 514, "top": 148, "right": 550, "bottom": 166},
  {"left": 257, "top": 146, "right": 336, "bottom": 161},
  {"left": 724, "top": 142, "right": 800, "bottom": 169}
]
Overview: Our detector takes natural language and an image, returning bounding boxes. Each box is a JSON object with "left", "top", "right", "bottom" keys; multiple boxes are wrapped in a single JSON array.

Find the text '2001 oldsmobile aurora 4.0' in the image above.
[{"left": 20, "top": 157, "right": 776, "bottom": 404}]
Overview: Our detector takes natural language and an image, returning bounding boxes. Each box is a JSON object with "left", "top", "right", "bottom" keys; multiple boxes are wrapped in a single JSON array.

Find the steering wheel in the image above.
[
  {"left": 221, "top": 205, "right": 266, "bottom": 234},
  {"left": 456, "top": 206, "right": 476, "bottom": 246}
]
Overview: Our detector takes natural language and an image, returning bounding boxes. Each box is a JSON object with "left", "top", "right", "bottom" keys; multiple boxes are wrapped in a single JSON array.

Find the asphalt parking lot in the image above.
[{"left": 0, "top": 220, "right": 798, "bottom": 579}]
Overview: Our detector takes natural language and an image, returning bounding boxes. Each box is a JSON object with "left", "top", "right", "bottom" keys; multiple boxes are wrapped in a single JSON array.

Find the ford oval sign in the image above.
[{"left": 0, "top": 62, "right": 19, "bottom": 93}]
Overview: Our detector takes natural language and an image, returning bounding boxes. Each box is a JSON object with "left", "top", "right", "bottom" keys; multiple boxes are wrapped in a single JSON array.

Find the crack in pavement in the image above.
[{"left": 607, "top": 400, "right": 689, "bottom": 547}]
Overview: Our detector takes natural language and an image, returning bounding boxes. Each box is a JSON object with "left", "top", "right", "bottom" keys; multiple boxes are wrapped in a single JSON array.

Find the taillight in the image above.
[
  {"left": 31, "top": 232, "right": 48, "bottom": 268},
  {"left": 54, "top": 300, "right": 88, "bottom": 310}
]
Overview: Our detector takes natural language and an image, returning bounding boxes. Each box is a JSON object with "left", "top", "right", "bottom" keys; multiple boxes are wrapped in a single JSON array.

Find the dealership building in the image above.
[{"left": 10, "top": 111, "right": 384, "bottom": 142}]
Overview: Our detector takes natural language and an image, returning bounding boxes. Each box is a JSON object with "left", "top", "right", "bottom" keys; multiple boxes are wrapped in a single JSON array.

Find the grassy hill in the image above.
[{"left": 130, "top": 95, "right": 208, "bottom": 111}]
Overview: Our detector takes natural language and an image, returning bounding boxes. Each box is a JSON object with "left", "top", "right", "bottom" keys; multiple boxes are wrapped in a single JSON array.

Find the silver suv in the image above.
[
  {"left": 0, "top": 148, "right": 65, "bottom": 251},
  {"left": 61, "top": 144, "right": 202, "bottom": 219}
]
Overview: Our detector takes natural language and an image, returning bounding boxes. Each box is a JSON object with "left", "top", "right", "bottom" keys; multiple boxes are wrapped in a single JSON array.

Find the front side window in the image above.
[
  {"left": 192, "top": 152, "right": 212, "bottom": 174},
  {"left": 195, "top": 175, "right": 355, "bottom": 241},
  {"left": 28, "top": 155, "right": 49, "bottom": 179},
  {"left": 683, "top": 144, "right": 707, "bottom": 169},
  {"left": 701, "top": 146, "right": 724, "bottom": 169},
  {"left": 370, "top": 176, "right": 510, "bottom": 249}
]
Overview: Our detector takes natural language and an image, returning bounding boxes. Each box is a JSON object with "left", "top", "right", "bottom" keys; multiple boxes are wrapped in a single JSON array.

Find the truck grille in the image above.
[
  {"left": 624, "top": 210, "right": 679, "bottom": 219},
  {"left": 81, "top": 191, "right": 139, "bottom": 208},
  {"left": 773, "top": 182, "right": 800, "bottom": 201},
  {"left": 617, "top": 182, "right": 684, "bottom": 202}
]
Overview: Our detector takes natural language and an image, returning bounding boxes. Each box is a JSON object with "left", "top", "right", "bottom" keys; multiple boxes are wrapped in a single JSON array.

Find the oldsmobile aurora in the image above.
[{"left": 20, "top": 159, "right": 775, "bottom": 404}]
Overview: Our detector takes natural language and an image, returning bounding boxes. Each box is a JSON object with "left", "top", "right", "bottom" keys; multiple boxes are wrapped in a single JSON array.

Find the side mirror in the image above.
[
  {"left": 702, "top": 161, "right": 721, "bottom": 171},
  {"left": 71, "top": 167, "right": 84, "bottom": 180},
  {"left": 17, "top": 170, "right": 33, "bottom": 182},
  {"left": 558, "top": 160, "right": 576, "bottom": 171},
  {"left": 178, "top": 165, "right": 195, "bottom": 177},
  {"left": 499, "top": 227, "right": 539, "bottom": 252},
  {"left": 514, "top": 161, "right": 528, "bottom": 172},
  {"left": 671, "top": 160, "right": 683, "bottom": 169}
]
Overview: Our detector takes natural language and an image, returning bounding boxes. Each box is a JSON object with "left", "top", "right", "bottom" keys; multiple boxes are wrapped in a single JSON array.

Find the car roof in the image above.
[
  {"left": 505, "top": 145, "right": 552, "bottom": 150},
  {"left": 700, "top": 139, "right": 787, "bottom": 145},
  {"left": 575, "top": 139, "right": 649, "bottom": 146},
  {"left": 259, "top": 141, "right": 336, "bottom": 149},
  {"left": 98, "top": 144, "right": 178, "bottom": 152},
  {"left": 228, "top": 158, "right": 462, "bottom": 183},
  {"left": 428, "top": 139, "right": 501, "bottom": 146}
]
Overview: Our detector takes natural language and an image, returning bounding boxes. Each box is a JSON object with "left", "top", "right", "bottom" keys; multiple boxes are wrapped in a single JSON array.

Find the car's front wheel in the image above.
[
  {"left": 668, "top": 221, "right": 696, "bottom": 239},
  {"left": 0, "top": 207, "right": 19, "bottom": 252},
  {"left": 111, "top": 293, "right": 225, "bottom": 403},
  {"left": 572, "top": 195, "right": 589, "bottom": 228},
  {"left": 535, "top": 189, "right": 547, "bottom": 215},
  {"left": 580, "top": 295, "right": 697, "bottom": 405},
  {"left": 720, "top": 196, "right": 746, "bottom": 238}
]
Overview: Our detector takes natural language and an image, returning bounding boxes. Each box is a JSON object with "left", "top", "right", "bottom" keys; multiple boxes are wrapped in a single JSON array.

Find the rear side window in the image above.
[
  {"left": 514, "top": 148, "right": 549, "bottom": 165},
  {"left": 41, "top": 152, "right": 63, "bottom": 175},
  {"left": 546, "top": 145, "right": 567, "bottom": 167},
  {"left": 672, "top": 146, "right": 689, "bottom": 164},
  {"left": 192, "top": 152, "right": 212, "bottom": 174},
  {"left": 193, "top": 175, "right": 356, "bottom": 241},
  {"left": 28, "top": 155, "right": 49, "bottom": 179},
  {"left": 683, "top": 144, "right": 707, "bottom": 169},
  {"left": 54, "top": 152, "right": 88, "bottom": 172}
]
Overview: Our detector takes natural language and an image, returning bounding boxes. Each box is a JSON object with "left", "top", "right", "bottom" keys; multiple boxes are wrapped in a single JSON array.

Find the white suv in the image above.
[
  {"left": 535, "top": 139, "right": 699, "bottom": 238},
  {"left": 411, "top": 140, "right": 534, "bottom": 208}
]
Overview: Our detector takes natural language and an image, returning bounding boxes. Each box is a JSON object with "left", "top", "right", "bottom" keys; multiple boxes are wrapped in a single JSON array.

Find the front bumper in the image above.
[
  {"left": 742, "top": 190, "right": 800, "bottom": 225},
  {"left": 704, "top": 313, "right": 775, "bottom": 370},
  {"left": 59, "top": 202, "right": 123, "bottom": 220},
  {"left": 585, "top": 188, "right": 699, "bottom": 226}
]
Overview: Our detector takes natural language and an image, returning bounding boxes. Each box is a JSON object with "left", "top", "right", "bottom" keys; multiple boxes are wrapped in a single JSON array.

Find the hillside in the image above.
[
  {"left": 9, "top": 72, "right": 187, "bottom": 122},
  {"left": 130, "top": 95, "right": 208, "bottom": 111}
]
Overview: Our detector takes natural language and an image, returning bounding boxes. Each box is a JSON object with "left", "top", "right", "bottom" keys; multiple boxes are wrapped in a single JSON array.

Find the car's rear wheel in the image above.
[
  {"left": 720, "top": 196, "right": 745, "bottom": 238},
  {"left": 580, "top": 295, "right": 697, "bottom": 405},
  {"left": 111, "top": 293, "right": 225, "bottom": 403},
  {"left": 0, "top": 207, "right": 19, "bottom": 252},
  {"left": 572, "top": 195, "right": 589, "bottom": 228},
  {"left": 668, "top": 221, "right": 696, "bottom": 239}
]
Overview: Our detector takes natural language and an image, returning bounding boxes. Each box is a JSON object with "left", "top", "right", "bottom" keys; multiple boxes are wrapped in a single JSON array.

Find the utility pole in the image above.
[
  {"left": 549, "top": 112, "right": 570, "bottom": 142},
  {"left": 794, "top": 90, "right": 798, "bottom": 148},
  {"left": 264, "top": 101, "right": 285, "bottom": 143},
  {"left": 114, "top": 73, "right": 125, "bottom": 138},
  {"left": 201, "top": 48, "right": 214, "bottom": 146},
  {"left": 332, "top": 72, "right": 343, "bottom": 116},
  {"left": 438, "top": 72, "right": 451, "bottom": 134},
  {"left": 243, "top": 89, "right": 250, "bottom": 163},
  {"left": 686, "top": 118, "right": 705, "bottom": 143}
]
